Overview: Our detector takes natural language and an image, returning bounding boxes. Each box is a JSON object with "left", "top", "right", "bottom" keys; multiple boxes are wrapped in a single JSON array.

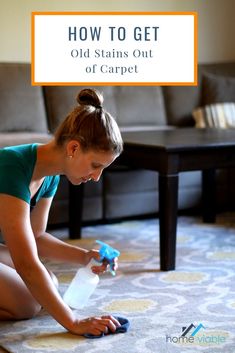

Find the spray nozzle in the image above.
[{"left": 96, "top": 240, "right": 120, "bottom": 276}]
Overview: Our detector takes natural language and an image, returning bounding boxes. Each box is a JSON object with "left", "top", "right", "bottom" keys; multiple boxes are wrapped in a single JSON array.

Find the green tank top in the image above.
[{"left": 0, "top": 144, "right": 60, "bottom": 207}]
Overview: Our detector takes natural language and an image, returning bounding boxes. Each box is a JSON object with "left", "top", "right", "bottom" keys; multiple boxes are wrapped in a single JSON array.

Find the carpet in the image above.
[{"left": 1, "top": 214, "right": 235, "bottom": 352}]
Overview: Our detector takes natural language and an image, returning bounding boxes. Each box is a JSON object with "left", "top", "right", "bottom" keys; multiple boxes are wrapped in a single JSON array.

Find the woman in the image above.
[{"left": 0, "top": 88, "right": 123, "bottom": 336}]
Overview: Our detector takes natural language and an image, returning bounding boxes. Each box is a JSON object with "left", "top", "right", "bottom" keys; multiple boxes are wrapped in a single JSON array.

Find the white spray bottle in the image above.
[{"left": 63, "top": 240, "right": 120, "bottom": 309}]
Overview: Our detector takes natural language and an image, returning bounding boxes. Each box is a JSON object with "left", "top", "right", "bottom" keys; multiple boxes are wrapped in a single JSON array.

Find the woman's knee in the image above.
[
  {"left": 0, "top": 301, "right": 41, "bottom": 320},
  {"left": 16, "top": 301, "right": 42, "bottom": 320},
  {"left": 0, "top": 263, "right": 41, "bottom": 321}
]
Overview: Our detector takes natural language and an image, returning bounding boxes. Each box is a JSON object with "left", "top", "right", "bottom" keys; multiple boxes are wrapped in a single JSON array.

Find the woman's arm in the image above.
[
  {"left": 0, "top": 194, "right": 75, "bottom": 327},
  {"left": 31, "top": 197, "right": 106, "bottom": 269},
  {"left": 0, "top": 194, "right": 119, "bottom": 334}
]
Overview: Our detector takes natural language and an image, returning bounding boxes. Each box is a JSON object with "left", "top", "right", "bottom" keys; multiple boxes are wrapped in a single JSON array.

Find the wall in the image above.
[{"left": 0, "top": 0, "right": 235, "bottom": 63}]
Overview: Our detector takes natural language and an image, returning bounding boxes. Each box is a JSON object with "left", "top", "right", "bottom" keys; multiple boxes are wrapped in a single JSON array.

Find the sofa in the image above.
[{"left": 0, "top": 61, "right": 235, "bottom": 228}]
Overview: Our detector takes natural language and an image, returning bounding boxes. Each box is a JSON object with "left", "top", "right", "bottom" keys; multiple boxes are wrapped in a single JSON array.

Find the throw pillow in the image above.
[
  {"left": 192, "top": 102, "right": 235, "bottom": 128},
  {"left": 202, "top": 73, "right": 235, "bottom": 105}
]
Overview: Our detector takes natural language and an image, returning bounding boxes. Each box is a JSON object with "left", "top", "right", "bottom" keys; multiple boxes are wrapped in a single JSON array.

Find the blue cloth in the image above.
[{"left": 84, "top": 316, "right": 130, "bottom": 339}]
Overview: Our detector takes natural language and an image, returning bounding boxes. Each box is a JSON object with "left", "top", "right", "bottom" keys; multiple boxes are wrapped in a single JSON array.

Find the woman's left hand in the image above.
[{"left": 85, "top": 250, "right": 118, "bottom": 275}]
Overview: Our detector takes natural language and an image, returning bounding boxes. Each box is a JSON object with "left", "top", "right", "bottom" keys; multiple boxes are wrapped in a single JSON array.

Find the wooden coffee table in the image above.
[
  {"left": 116, "top": 128, "right": 235, "bottom": 270},
  {"left": 69, "top": 128, "right": 235, "bottom": 271}
]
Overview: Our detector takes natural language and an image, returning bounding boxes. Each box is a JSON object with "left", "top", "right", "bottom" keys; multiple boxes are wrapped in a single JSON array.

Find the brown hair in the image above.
[{"left": 55, "top": 88, "right": 123, "bottom": 155}]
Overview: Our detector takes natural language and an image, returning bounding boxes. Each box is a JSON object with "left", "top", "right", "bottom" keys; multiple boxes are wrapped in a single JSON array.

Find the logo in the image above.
[
  {"left": 166, "top": 323, "right": 227, "bottom": 345},
  {"left": 181, "top": 323, "right": 205, "bottom": 337}
]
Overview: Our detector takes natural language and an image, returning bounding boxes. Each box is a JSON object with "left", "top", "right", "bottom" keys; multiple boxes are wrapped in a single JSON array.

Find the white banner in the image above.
[{"left": 32, "top": 12, "right": 197, "bottom": 86}]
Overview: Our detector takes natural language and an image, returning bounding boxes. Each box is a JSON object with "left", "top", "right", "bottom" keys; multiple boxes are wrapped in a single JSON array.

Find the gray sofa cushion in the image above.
[
  {"left": 44, "top": 86, "right": 117, "bottom": 132},
  {"left": 115, "top": 86, "right": 167, "bottom": 127},
  {"left": 104, "top": 168, "right": 158, "bottom": 194},
  {"left": 0, "top": 132, "right": 52, "bottom": 148},
  {"left": 44, "top": 86, "right": 167, "bottom": 133},
  {"left": 104, "top": 191, "right": 158, "bottom": 219},
  {"left": 163, "top": 86, "right": 200, "bottom": 126},
  {"left": 202, "top": 73, "right": 235, "bottom": 105},
  {"left": 163, "top": 62, "right": 235, "bottom": 127},
  {"left": 0, "top": 63, "right": 48, "bottom": 133}
]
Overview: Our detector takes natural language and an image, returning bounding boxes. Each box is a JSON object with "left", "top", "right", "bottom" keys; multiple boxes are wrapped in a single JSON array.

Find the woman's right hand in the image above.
[{"left": 69, "top": 315, "right": 121, "bottom": 336}]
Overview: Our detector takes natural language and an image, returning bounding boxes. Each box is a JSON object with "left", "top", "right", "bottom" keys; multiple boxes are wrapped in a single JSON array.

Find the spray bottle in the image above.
[{"left": 63, "top": 240, "right": 120, "bottom": 309}]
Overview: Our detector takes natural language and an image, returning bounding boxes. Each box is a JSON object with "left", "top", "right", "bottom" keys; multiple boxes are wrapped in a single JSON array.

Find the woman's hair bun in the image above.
[{"left": 77, "top": 88, "right": 104, "bottom": 109}]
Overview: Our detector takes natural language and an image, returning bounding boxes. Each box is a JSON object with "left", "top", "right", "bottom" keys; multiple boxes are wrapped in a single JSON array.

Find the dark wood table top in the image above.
[{"left": 121, "top": 128, "right": 235, "bottom": 152}]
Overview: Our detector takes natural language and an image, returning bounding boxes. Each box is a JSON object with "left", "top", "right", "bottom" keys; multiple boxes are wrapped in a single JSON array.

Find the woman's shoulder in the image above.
[
  {"left": 0, "top": 147, "right": 20, "bottom": 165},
  {"left": 0, "top": 144, "right": 36, "bottom": 166}
]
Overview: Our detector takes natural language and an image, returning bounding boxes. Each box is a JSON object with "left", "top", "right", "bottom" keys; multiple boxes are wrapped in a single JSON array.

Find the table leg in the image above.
[
  {"left": 202, "top": 169, "right": 216, "bottom": 223},
  {"left": 68, "top": 183, "right": 84, "bottom": 239},
  {"left": 159, "top": 174, "right": 179, "bottom": 271}
]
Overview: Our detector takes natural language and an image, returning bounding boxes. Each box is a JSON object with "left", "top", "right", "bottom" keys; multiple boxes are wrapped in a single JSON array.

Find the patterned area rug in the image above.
[{"left": 1, "top": 214, "right": 235, "bottom": 352}]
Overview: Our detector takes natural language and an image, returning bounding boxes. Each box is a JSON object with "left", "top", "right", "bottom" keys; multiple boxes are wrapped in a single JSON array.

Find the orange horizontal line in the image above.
[
  {"left": 32, "top": 11, "right": 197, "bottom": 16},
  {"left": 31, "top": 81, "right": 198, "bottom": 87}
]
